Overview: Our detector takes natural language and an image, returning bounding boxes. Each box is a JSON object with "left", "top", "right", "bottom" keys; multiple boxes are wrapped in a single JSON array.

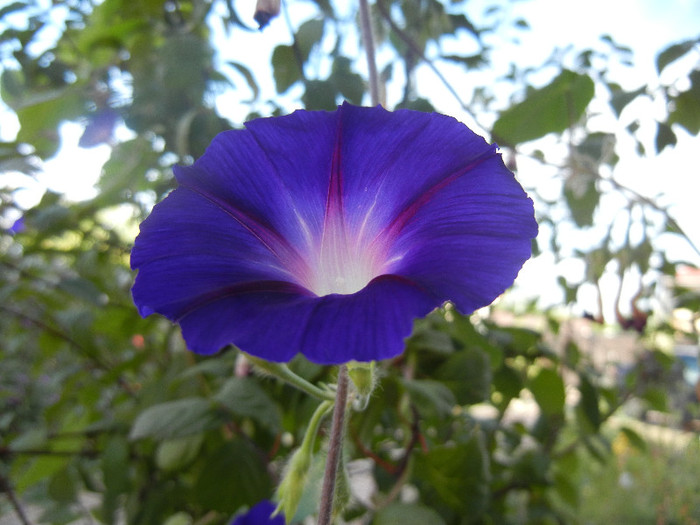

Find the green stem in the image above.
[
  {"left": 317, "top": 365, "right": 349, "bottom": 525},
  {"left": 245, "top": 354, "right": 335, "bottom": 401}
]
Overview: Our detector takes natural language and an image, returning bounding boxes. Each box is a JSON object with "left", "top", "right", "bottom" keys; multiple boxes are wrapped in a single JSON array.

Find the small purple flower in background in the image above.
[
  {"left": 131, "top": 103, "right": 537, "bottom": 364},
  {"left": 230, "top": 500, "right": 284, "bottom": 525},
  {"left": 9, "top": 216, "right": 25, "bottom": 234}
]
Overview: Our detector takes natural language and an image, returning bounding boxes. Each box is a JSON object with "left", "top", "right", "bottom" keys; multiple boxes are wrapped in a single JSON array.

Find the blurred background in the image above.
[{"left": 1, "top": 0, "right": 699, "bottom": 523}]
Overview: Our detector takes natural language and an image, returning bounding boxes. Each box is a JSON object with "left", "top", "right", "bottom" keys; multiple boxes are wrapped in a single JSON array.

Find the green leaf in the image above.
[
  {"left": 330, "top": 57, "right": 364, "bottom": 104},
  {"left": 619, "top": 425, "right": 647, "bottom": 452},
  {"left": 214, "top": 376, "right": 282, "bottom": 433},
  {"left": 194, "top": 439, "right": 272, "bottom": 512},
  {"left": 129, "top": 398, "right": 222, "bottom": 440},
  {"left": 227, "top": 61, "right": 260, "bottom": 102},
  {"left": 656, "top": 39, "right": 698, "bottom": 73},
  {"left": 576, "top": 375, "right": 601, "bottom": 432},
  {"left": 564, "top": 171, "right": 599, "bottom": 227},
  {"left": 529, "top": 367, "right": 565, "bottom": 416},
  {"left": 102, "top": 436, "right": 131, "bottom": 497},
  {"left": 15, "top": 87, "right": 86, "bottom": 158},
  {"left": 48, "top": 466, "right": 77, "bottom": 503},
  {"left": 669, "top": 70, "right": 700, "bottom": 135},
  {"left": 435, "top": 347, "right": 492, "bottom": 405},
  {"left": 302, "top": 79, "right": 337, "bottom": 110},
  {"left": 372, "top": 503, "right": 447, "bottom": 525},
  {"left": 492, "top": 70, "right": 594, "bottom": 146},
  {"left": 156, "top": 434, "right": 205, "bottom": 472},
  {"left": 609, "top": 85, "right": 646, "bottom": 117},
  {"left": 402, "top": 379, "right": 455, "bottom": 420},
  {"left": 271, "top": 45, "right": 302, "bottom": 93},
  {"left": 655, "top": 121, "right": 677, "bottom": 153},
  {"left": 296, "top": 19, "right": 324, "bottom": 62},
  {"left": 414, "top": 434, "right": 489, "bottom": 516}
]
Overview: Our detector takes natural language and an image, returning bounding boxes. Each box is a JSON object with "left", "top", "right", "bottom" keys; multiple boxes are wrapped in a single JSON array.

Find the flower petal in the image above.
[
  {"left": 131, "top": 187, "right": 299, "bottom": 319},
  {"left": 176, "top": 276, "right": 434, "bottom": 363},
  {"left": 387, "top": 153, "right": 537, "bottom": 312},
  {"left": 131, "top": 104, "right": 537, "bottom": 364}
]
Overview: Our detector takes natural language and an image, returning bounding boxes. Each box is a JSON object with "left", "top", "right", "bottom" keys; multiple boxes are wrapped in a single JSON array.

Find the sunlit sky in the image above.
[{"left": 1, "top": 0, "right": 699, "bottom": 315}]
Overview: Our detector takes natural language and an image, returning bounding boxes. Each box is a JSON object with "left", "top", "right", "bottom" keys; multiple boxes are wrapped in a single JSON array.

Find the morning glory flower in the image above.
[
  {"left": 131, "top": 103, "right": 537, "bottom": 364},
  {"left": 230, "top": 500, "right": 284, "bottom": 525}
]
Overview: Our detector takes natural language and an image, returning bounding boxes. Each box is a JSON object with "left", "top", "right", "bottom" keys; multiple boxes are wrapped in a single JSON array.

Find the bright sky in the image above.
[{"left": 1, "top": 0, "right": 699, "bottom": 315}]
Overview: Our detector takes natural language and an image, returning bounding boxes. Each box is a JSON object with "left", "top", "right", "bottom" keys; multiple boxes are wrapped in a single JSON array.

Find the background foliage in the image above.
[{"left": 1, "top": 0, "right": 699, "bottom": 523}]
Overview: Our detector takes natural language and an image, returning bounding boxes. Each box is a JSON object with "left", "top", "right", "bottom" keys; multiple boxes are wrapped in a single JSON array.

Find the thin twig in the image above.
[
  {"left": 0, "top": 474, "right": 33, "bottom": 525},
  {"left": 317, "top": 365, "right": 349, "bottom": 525},
  {"left": 358, "top": 0, "right": 380, "bottom": 106},
  {"left": 375, "top": 0, "right": 489, "bottom": 135}
]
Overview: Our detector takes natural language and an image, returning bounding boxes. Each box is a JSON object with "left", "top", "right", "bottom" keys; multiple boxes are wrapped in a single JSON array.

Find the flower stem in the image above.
[
  {"left": 245, "top": 354, "right": 335, "bottom": 402},
  {"left": 317, "top": 364, "right": 349, "bottom": 525},
  {"left": 359, "top": 0, "right": 380, "bottom": 106}
]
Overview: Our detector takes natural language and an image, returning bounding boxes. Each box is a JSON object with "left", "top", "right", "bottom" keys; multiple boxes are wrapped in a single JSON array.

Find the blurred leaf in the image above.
[
  {"left": 330, "top": 56, "right": 364, "bottom": 105},
  {"left": 576, "top": 375, "right": 601, "bottom": 432},
  {"left": 529, "top": 367, "right": 565, "bottom": 416},
  {"left": 372, "top": 503, "right": 447, "bottom": 525},
  {"left": 609, "top": 85, "right": 646, "bottom": 117},
  {"left": 272, "top": 45, "right": 302, "bottom": 93},
  {"left": 492, "top": 70, "right": 594, "bottom": 146},
  {"left": 414, "top": 433, "right": 489, "bottom": 516},
  {"left": 129, "top": 398, "right": 222, "bottom": 440},
  {"left": 669, "top": 70, "right": 700, "bottom": 135},
  {"left": 656, "top": 39, "right": 699, "bottom": 73},
  {"left": 619, "top": 426, "right": 647, "bottom": 452},
  {"left": 296, "top": 19, "right": 324, "bottom": 62},
  {"left": 47, "top": 465, "right": 78, "bottom": 503},
  {"left": 302, "top": 79, "right": 337, "bottom": 110},
  {"left": 435, "top": 347, "right": 491, "bottom": 405},
  {"left": 156, "top": 434, "right": 205, "bottom": 472},
  {"left": 564, "top": 171, "right": 599, "bottom": 227},
  {"left": 655, "top": 121, "right": 677, "bottom": 152},
  {"left": 193, "top": 439, "right": 272, "bottom": 513},
  {"left": 214, "top": 376, "right": 282, "bottom": 433},
  {"left": 15, "top": 88, "right": 86, "bottom": 158},
  {"left": 402, "top": 379, "right": 455, "bottom": 420},
  {"left": 228, "top": 61, "right": 260, "bottom": 102}
]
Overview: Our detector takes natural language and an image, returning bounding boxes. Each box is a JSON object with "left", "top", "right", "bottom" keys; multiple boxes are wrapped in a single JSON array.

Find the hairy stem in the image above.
[
  {"left": 317, "top": 365, "right": 349, "bottom": 525},
  {"left": 359, "top": 0, "right": 380, "bottom": 105}
]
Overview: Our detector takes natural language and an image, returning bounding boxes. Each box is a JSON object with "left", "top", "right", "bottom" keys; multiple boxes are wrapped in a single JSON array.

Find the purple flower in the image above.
[
  {"left": 230, "top": 500, "right": 284, "bottom": 525},
  {"left": 131, "top": 104, "right": 537, "bottom": 364}
]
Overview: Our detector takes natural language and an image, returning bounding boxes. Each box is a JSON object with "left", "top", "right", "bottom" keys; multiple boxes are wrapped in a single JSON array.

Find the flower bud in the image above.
[
  {"left": 347, "top": 361, "right": 377, "bottom": 411},
  {"left": 254, "top": 0, "right": 280, "bottom": 29}
]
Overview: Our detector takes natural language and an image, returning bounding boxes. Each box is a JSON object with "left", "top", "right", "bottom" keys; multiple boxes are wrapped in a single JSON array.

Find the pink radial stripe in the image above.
[
  {"left": 307, "top": 114, "right": 387, "bottom": 296},
  {"left": 177, "top": 178, "right": 312, "bottom": 287}
]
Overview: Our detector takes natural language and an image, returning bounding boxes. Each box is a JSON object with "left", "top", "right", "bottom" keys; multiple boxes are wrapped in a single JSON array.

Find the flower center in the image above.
[{"left": 307, "top": 216, "right": 382, "bottom": 296}]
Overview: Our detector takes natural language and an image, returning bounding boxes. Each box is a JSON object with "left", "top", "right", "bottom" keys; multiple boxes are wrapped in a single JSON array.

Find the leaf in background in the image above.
[
  {"left": 330, "top": 57, "right": 364, "bottom": 105},
  {"left": 302, "top": 79, "right": 337, "bottom": 110},
  {"left": 228, "top": 61, "right": 260, "bottom": 102},
  {"left": 564, "top": 170, "right": 599, "bottom": 228},
  {"left": 372, "top": 503, "right": 447, "bottom": 525},
  {"left": 401, "top": 378, "right": 455, "bottom": 420},
  {"left": 414, "top": 433, "right": 489, "bottom": 516},
  {"left": 529, "top": 367, "right": 565, "bottom": 416},
  {"left": 492, "top": 70, "right": 594, "bottom": 146},
  {"left": 655, "top": 121, "right": 677, "bottom": 153},
  {"left": 193, "top": 439, "right": 272, "bottom": 513},
  {"left": 435, "top": 348, "right": 492, "bottom": 405},
  {"left": 156, "top": 434, "right": 205, "bottom": 472},
  {"left": 656, "top": 38, "right": 699, "bottom": 73},
  {"left": 609, "top": 84, "right": 646, "bottom": 117},
  {"left": 669, "top": 70, "right": 700, "bottom": 135},
  {"left": 214, "top": 376, "right": 282, "bottom": 433},
  {"left": 129, "top": 398, "right": 222, "bottom": 440},
  {"left": 272, "top": 45, "right": 302, "bottom": 93},
  {"left": 296, "top": 18, "right": 324, "bottom": 62}
]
